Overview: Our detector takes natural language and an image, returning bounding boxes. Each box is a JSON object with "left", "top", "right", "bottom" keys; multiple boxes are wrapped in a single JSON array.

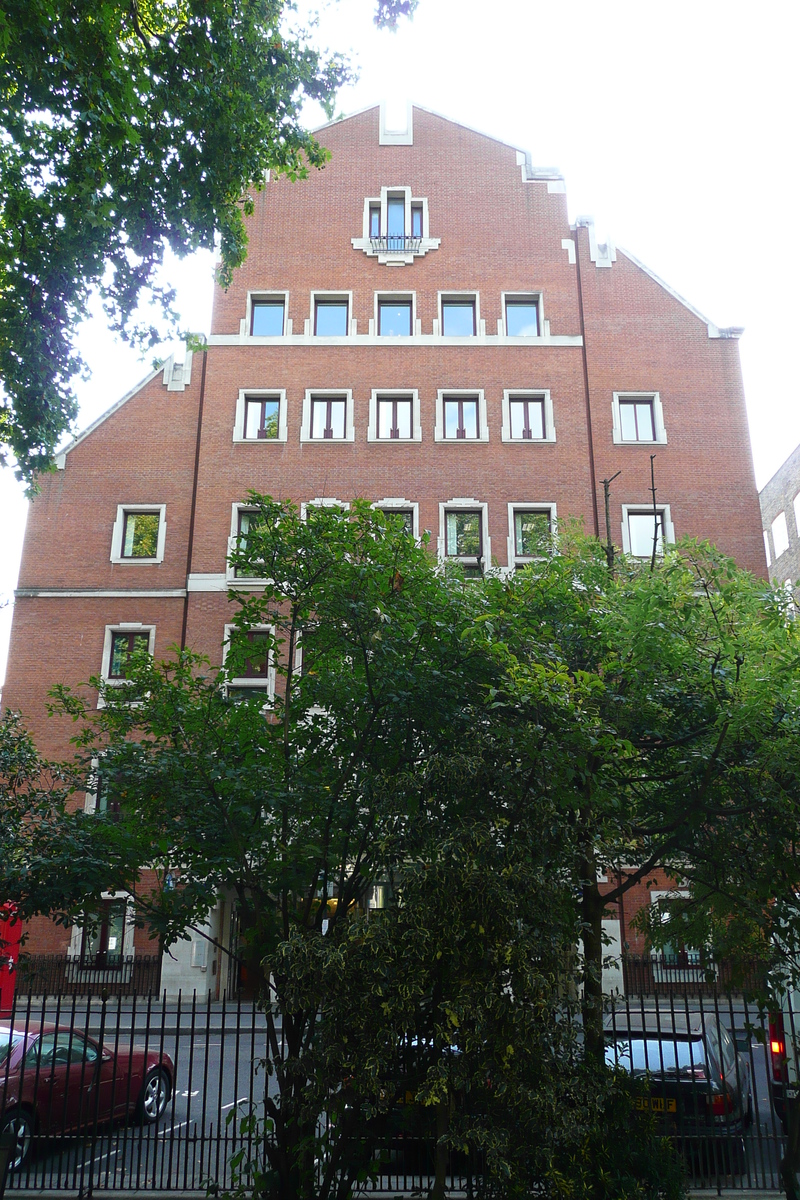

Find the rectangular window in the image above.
[
  {"left": 244, "top": 396, "right": 280, "bottom": 440},
  {"left": 619, "top": 397, "right": 655, "bottom": 442},
  {"left": 80, "top": 899, "right": 127, "bottom": 968},
  {"left": 121, "top": 510, "right": 160, "bottom": 558},
  {"left": 442, "top": 299, "right": 476, "bottom": 336},
  {"left": 509, "top": 396, "right": 545, "bottom": 441},
  {"left": 379, "top": 508, "right": 414, "bottom": 535},
  {"left": 311, "top": 396, "right": 347, "bottom": 439},
  {"left": 627, "top": 511, "right": 665, "bottom": 558},
  {"left": 386, "top": 196, "right": 405, "bottom": 249},
  {"left": 378, "top": 298, "right": 412, "bottom": 336},
  {"left": 773, "top": 511, "right": 790, "bottom": 559},
  {"left": 411, "top": 204, "right": 423, "bottom": 238},
  {"left": 250, "top": 298, "right": 285, "bottom": 336},
  {"left": 514, "top": 510, "right": 551, "bottom": 557},
  {"left": 446, "top": 510, "right": 482, "bottom": 559},
  {"left": 369, "top": 205, "right": 381, "bottom": 238},
  {"left": 108, "top": 631, "right": 150, "bottom": 680},
  {"left": 314, "top": 299, "right": 349, "bottom": 336},
  {"left": 377, "top": 396, "right": 413, "bottom": 439},
  {"left": 444, "top": 396, "right": 479, "bottom": 440},
  {"left": 505, "top": 298, "right": 540, "bottom": 337}
]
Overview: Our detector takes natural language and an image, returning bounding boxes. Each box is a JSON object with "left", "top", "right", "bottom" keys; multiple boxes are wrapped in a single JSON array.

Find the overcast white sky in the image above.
[{"left": 1, "top": 0, "right": 798, "bottom": 686}]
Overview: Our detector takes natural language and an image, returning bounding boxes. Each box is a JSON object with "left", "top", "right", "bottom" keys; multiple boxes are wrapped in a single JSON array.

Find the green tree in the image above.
[{"left": 0, "top": 0, "right": 407, "bottom": 482}]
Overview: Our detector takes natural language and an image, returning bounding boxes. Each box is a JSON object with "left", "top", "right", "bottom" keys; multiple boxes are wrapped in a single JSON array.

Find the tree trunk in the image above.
[{"left": 430, "top": 1097, "right": 450, "bottom": 1200}]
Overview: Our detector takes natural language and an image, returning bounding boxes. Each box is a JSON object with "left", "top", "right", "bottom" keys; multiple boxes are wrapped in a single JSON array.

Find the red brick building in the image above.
[{"left": 2, "top": 103, "right": 766, "bottom": 996}]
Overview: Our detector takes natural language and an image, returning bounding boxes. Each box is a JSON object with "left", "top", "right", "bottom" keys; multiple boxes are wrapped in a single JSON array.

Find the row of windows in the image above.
[
  {"left": 248, "top": 292, "right": 542, "bottom": 338},
  {"left": 232, "top": 389, "right": 668, "bottom": 446},
  {"left": 107, "top": 499, "right": 673, "bottom": 575}
]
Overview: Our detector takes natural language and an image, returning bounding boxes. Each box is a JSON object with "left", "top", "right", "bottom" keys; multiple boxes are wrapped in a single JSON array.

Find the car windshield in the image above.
[
  {"left": 0, "top": 1029, "right": 23, "bottom": 1065},
  {"left": 606, "top": 1036, "right": 706, "bottom": 1075}
]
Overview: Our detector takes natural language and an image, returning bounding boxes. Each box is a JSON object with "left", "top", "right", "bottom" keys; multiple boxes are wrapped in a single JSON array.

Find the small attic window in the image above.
[{"left": 380, "top": 100, "right": 412, "bottom": 145}]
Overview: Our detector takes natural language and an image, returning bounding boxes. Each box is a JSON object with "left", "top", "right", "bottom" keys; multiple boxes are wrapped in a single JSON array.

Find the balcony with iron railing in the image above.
[{"left": 369, "top": 235, "right": 423, "bottom": 254}]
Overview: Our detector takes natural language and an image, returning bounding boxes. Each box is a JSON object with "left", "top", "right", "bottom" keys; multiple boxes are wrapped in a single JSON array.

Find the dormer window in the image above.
[{"left": 353, "top": 188, "right": 440, "bottom": 264}]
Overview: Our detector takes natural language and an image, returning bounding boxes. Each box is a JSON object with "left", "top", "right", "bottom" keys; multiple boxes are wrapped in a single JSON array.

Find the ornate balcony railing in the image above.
[{"left": 369, "top": 235, "right": 423, "bottom": 254}]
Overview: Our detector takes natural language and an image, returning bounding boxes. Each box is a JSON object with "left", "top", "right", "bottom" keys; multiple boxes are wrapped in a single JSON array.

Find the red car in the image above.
[{"left": 0, "top": 1022, "right": 174, "bottom": 1170}]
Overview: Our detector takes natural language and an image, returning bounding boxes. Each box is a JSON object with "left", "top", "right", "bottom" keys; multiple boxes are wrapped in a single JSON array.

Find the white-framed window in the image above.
[
  {"left": 99, "top": 624, "right": 155, "bottom": 704},
  {"left": 222, "top": 623, "right": 276, "bottom": 700},
  {"left": 501, "top": 390, "right": 556, "bottom": 443},
  {"left": 311, "top": 291, "right": 352, "bottom": 337},
  {"left": 110, "top": 504, "right": 166, "bottom": 564},
  {"left": 772, "top": 511, "right": 790, "bottom": 559},
  {"left": 246, "top": 291, "right": 289, "bottom": 337},
  {"left": 438, "top": 499, "right": 490, "bottom": 576},
  {"left": 612, "top": 392, "right": 667, "bottom": 444},
  {"left": 794, "top": 493, "right": 800, "bottom": 540},
  {"left": 300, "top": 497, "right": 351, "bottom": 519},
  {"left": 501, "top": 292, "right": 542, "bottom": 337},
  {"left": 227, "top": 504, "right": 271, "bottom": 585},
  {"left": 353, "top": 187, "right": 439, "bottom": 264},
  {"left": 68, "top": 891, "right": 135, "bottom": 972},
  {"left": 367, "top": 390, "right": 422, "bottom": 442},
  {"left": 620, "top": 504, "right": 675, "bottom": 558},
  {"left": 375, "top": 293, "right": 416, "bottom": 337},
  {"left": 649, "top": 889, "right": 708, "bottom": 982},
  {"left": 507, "top": 503, "right": 557, "bottom": 569},
  {"left": 439, "top": 292, "right": 481, "bottom": 337},
  {"left": 300, "top": 390, "right": 355, "bottom": 443},
  {"left": 233, "top": 389, "right": 288, "bottom": 443},
  {"left": 373, "top": 498, "right": 419, "bottom": 539},
  {"left": 435, "top": 390, "right": 489, "bottom": 443},
  {"left": 763, "top": 530, "right": 772, "bottom": 567}
]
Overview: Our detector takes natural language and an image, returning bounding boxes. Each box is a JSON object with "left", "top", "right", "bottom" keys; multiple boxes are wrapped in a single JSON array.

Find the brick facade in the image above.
[{"left": 2, "top": 104, "right": 766, "bottom": 984}]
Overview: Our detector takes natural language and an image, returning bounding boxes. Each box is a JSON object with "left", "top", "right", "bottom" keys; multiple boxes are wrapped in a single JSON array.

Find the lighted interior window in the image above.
[
  {"left": 442, "top": 300, "right": 476, "bottom": 336},
  {"left": 509, "top": 397, "right": 545, "bottom": 440},
  {"left": 311, "top": 397, "right": 347, "bottom": 439},
  {"left": 619, "top": 398, "right": 655, "bottom": 441},
  {"left": 251, "top": 300, "right": 285, "bottom": 336},
  {"left": 444, "top": 396, "right": 478, "bottom": 439},
  {"left": 244, "top": 397, "right": 279, "bottom": 440},
  {"left": 377, "top": 396, "right": 412, "bottom": 439},
  {"left": 121, "top": 511, "right": 160, "bottom": 558},
  {"left": 446, "top": 510, "right": 482, "bottom": 559},
  {"left": 505, "top": 300, "right": 539, "bottom": 337},
  {"left": 314, "top": 301, "right": 349, "bottom": 336},
  {"left": 514, "top": 510, "right": 551, "bottom": 557},
  {"left": 378, "top": 300, "right": 412, "bottom": 336}
]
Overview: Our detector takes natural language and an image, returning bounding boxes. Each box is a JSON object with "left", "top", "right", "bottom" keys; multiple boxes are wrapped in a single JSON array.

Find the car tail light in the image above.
[
  {"left": 711, "top": 1086, "right": 734, "bottom": 1117},
  {"left": 770, "top": 1015, "right": 786, "bottom": 1082}
]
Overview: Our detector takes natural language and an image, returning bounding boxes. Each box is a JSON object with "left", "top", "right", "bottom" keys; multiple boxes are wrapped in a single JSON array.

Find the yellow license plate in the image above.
[{"left": 636, "top": 1096, "right": 677, "bottom": 1113}]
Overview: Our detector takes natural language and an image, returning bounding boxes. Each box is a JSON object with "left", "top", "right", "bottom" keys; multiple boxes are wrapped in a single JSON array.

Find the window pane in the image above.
[
  {"left": 619, "top": 402, "right": 638, "bottom": 441},
  {"left": 244, "top": 632, "right": 270, "bottom": 678},
  {"left": 628, "top": 513, "right": 663, "bottom": 558},
  {"left": 377, "top": 399, "right": 393, "bottom": 439},
  {"left": 411, "top": 206, "right": 422, "bottom": 237},
  {"left": 245, "top": 400, "right": 262, "bottom": 439},
  {"left": 381, "top": 509, "right": 414, "bottom": 534},
  {"left": 509, "top": 400, "right": 525, "bottom": 439},
  {"left": 329, "top": 400, "right": 346, "bottom": 439},
  {"left": 387, "top": 197, "right": 405, "bottom": 241},
  {"left": 505, "top": 302, "right": 539, "bottom": 337},
  {"left": 635, "top": 401, "right": 655, "bottom": 440},
  {"left": 444, "top": 400, "right": 460, "bottom": 439},
  {"left": 369, "top": 206, "right": 380, "bottom": 237},
  {"left": 515, "top": 511, "right": 550, "bottom": 556},
  {"left": 315, "top": 302, "right": 348, "bottom": 336},
  {"left": 446, "top": 511, "right": 481, "bottom": 557},
  {"left": 773, "top": 511, "right": 790, "bottom": 558},
  {"left": 396, "top": 399, "right": 412, "bottom": 439},
  {"left": 379, "top": 302, "right": 412, "bottom": 336},
  {"left": 262, "top": 400, "right": 279, "bottom": 439},
  {"left": 462, "top": 399, "right": 478, "bottom": 439},
  {"left": 122, "top": 512, "right": 159, "bottom": 557},
  {"left": 528, "top": 400, "right": 545, "bottom": 439},
  {"left": 442, "top": 302, "right": 475, "bottom": 336},
  {"left": 251, "top": 301, "right": 284, "bottom": 336},
  {"left": 311, "top": 400, "right": 327, "bottom": 438}
]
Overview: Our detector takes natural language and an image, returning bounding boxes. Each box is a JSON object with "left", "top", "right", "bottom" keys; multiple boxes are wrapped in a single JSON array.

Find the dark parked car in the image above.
[
  {"left": 0, "top": 1022, "right": 174, "bottom": 1170},
  {"left": 604, "top": 1010, "right": 752, "bottom": 1167}
]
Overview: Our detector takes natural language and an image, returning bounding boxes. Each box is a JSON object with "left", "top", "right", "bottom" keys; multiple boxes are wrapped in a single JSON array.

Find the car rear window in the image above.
[
  {"left": 0, "top": 1029, "right": 23, "bottom": 1065},
  {"left": 606, "top": 1036, "right": 706, "bottom": 1074}
]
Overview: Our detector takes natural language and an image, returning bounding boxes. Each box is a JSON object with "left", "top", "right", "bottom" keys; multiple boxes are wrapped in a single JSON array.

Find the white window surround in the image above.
[
  {"left": 499, "top": 291, "right": 543, "bottom": 338},
  {"left": 68, "top": 892, "right": 135, "bottom": 961},
  {"left": 620, "top": 504, "right": 675, "bottom": 557},
  {"left": 763, "top": 530, "right": 772, "bottom": 567},
  {"left": 222, "top": 623, "right": 276, "bottom": 698},
  {"left": 501, "top": 390, "right": 556, "bottom": 443},
  {"left": 99, "top": 623, "right": 156, "bottom": 705},
  {"left": 110, "top": 504, "right": 167, "bottom": 564},
  {"left": 300, "top": 390, "right": 355, "bottom": 443},
  {"left": 772, "top": 511, "right": 790, "bottom": 559},
  {"left": 648, "top": 889, "right": 708, "bottom": 980},
  {"left": 367, "top": 390, "right": 422, "bottom": 442},
  {"left": 227, "top": 504, "right": 271, "bottom": 586},
  {"left": 233, "top": 389, "right": 288, "bottom": 443},
  {"left": 372, "top": 292, "right": 419, "bottom": 337},
  {"left": 437, "top": 498, "right": 491, "bottom": 567},
  {"left": 308, "top": 291, "right": 354, "bottom": 337},
  {"left": 352, "top": 187, "right": 440, "bottom": 265},
  {"left": 435, "top": 390, "right": 489, "bottom": 443},
  {"left": 300, "top": 498, "right": 351, "bottom": 519},
  {"left": 379, "top": 100, "right": 413, "bottom": 145},
  {"left": 437, "top": 292, "right": 483, "bottom": 338},
  {"left": 373, "top": 498, "right": 420, "bottom": 540},
  {"left": 612, "top": 391, "right": 667, "bottom": 445},
  {"left": 506, "top": 502, "right": 557, "bottom": 568},
  {"left": 242, "top": 290, "right": 290, "bottom": 338}
]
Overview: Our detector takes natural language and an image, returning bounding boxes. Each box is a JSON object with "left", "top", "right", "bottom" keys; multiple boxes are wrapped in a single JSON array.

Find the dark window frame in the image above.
[
  {"left": 509, "top": 396, "right": 546, "bottom": 441},
  {"left": 505, "top": 296, "right": 541, "bottom": 337},
  {"left": 377, "top": 297, "right": 413, "bottom": 337},
  {"left": 443, "top": 395, "right": 480, "bottom": 440},
  {"left": 310, "top": 396, "right": 347, "bottom": 440},
  {"left": 618, "top": 397, "right": 656, "bottom": 442},
  {"left": 441, "top": 298, "right": 477, "bottom": 336},
  {"left": 376, "top": 395, "right": 413, "bottom": 439},
  {"left": 313, "top": 298, "right": 350, "bottom": 337},
  {"left": 79, "top": 899, "right": 127, "bottom": 969},
  {"left": 513, "top": 508, "right": 552, "bottom": 558},
  {"left": 244, "top": 395, "right": 280, "bottom": 440},
  {"left": 120, "top": 510, "right": 161, "bottom": 558},
  {"left": 250, "top": 297, "right": 286, "bottom": 337},
  {"left": 108, "top": 631, "right": 151, "bottom": 680},
  {"left": 445, "top": 509, "right": 484, "bottom": 562}
]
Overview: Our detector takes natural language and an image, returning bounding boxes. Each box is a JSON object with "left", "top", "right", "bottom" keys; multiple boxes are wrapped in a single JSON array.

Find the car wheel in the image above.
[
  {"left": 1, "top": 1107, "right": 34, "bottom": 1171},
  {"left": 136, "top": 1068, "right": 171, "bottom": 1125}
]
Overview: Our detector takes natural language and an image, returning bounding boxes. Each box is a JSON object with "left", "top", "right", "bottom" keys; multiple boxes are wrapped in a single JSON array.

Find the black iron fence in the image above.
[
  {"left": 622, "top": 953, "right": 767, "bottom": 998},
  {"left": 14, "top": 955, "right": 162, "bottom": 998},
  {"left": 0, "top": 985, "right": 795, "bottom": 1194}
]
